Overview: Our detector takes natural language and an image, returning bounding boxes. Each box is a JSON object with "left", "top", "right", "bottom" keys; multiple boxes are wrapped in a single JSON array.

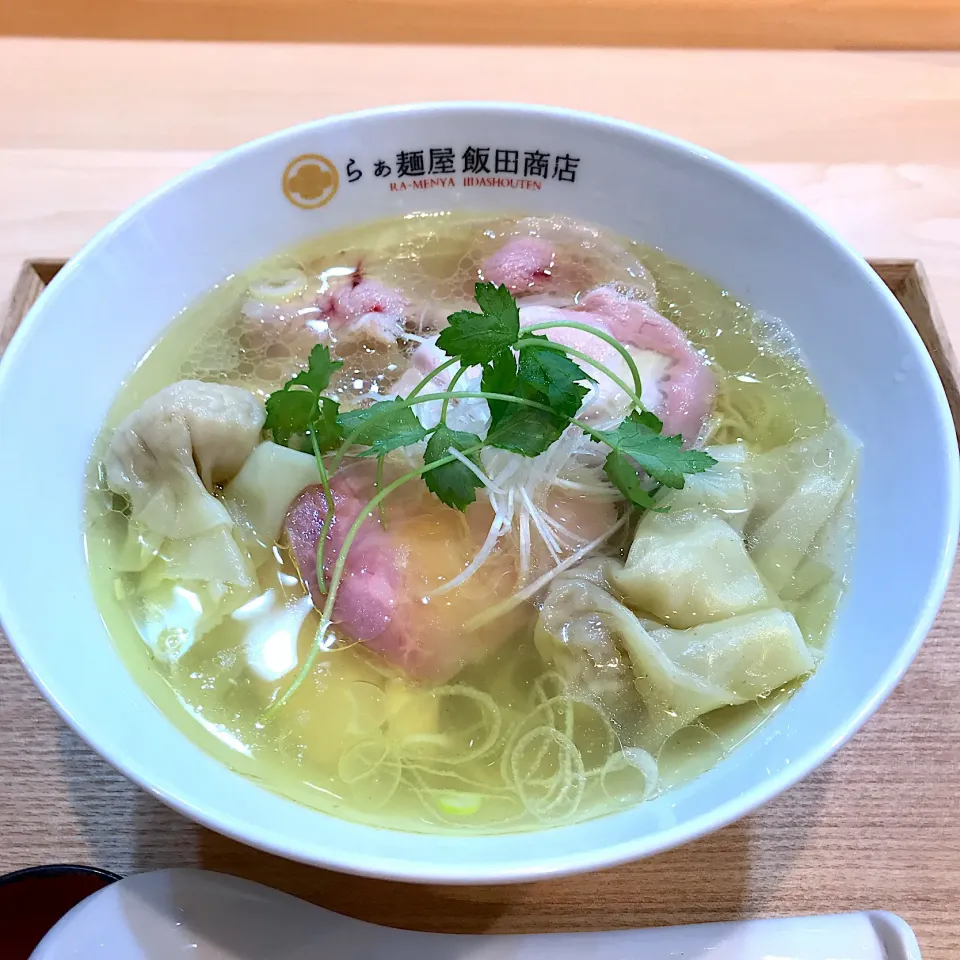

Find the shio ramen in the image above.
[{"left": 85, "top": 214, "right": 858, "bottom": 833}]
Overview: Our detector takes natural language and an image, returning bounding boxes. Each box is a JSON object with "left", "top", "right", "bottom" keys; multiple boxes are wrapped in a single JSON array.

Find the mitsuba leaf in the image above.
[
  {"left": 264, "top": 390, "right": 317, "bottom": 447},
  {"left": 474, "top": 281, "right": 520, "bottom": 326},
  {"left": 593, "top": 411, "right": 717, "bottom": 489},
  {"left": 264, "top": 344, "right": 345, "bottom": 448},
  {"left": 288, "top": 344, "right": 343, "bottom": 396},
  {"left": 310, "top": 397, "right": 343, "bottom": 453},
  {"left": 435, "top": 282, "right": 520, "bottom": 366},
  {"left": 486, "top": 403, "right": 566, "bottom": 458},
  {"left": 603, "top": 450, "right": 662, "bottom": 510},
  {"left": 482, "top": 344, "right": 571, "bottom": 457},
  {"left": 338, "top": 399, "right": 429, "bottom": 457},
  {"left": 480, "top": 349, "right": 518, "bottom": 432},
  {"left": 423, "top": 426, "right": 484, "bottom": 511},
  {"left": 517, "top": 335, "right": 592, "bottom": 419}
]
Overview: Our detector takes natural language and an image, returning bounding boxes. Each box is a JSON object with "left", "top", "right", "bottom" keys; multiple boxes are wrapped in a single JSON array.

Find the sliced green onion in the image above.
[
  {"left": 436, "top": 791, "right": 483, "bottom": 816},
  {"left": 249, "top": 268, "right": 308, "bottom": 302}
]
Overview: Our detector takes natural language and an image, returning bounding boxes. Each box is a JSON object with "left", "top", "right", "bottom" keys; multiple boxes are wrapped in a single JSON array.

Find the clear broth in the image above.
[{"left": 85, "top": 212, "right": 848, "bottom": 833}]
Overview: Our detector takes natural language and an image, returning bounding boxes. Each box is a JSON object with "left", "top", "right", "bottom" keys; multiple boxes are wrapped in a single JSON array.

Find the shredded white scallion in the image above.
[
  {"left": 446, "top": 447, "right": 502, "bottom": 493},
  {"left": 429, "top": 497, "right": 514, "bottom": 597},
  {"left": 519, "top": 510, "right": 531, "bottom": 582},
  {"left": 552, "top": 477, "right": 621, "bottom": 497},
  {"left": 465, "top": 514, "right": 628, "bottom": 631},
  {"left": 520, "top": 488, "right": 561, "bottom": 565},
  {"left": 396, "top": 331, "right": 429, "bottom": 345},
  {"left": 539, "top": 510, "right": 585, "bottom": 549},
  {"left": 488, "top": 453, "right": 522, "bottom": 490}
]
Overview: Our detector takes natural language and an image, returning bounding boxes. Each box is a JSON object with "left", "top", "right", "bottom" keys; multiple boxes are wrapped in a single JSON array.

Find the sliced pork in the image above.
[
  {"left": 319, "top": 277, "right": 408, "bottom": 345},
  {"left": 392, "top": 286, "right": 713, "bottom": 443},
  {"left": 284, "top": 468, "right": 525, "bottom": 683},
  {"left": 480, "top": 216, "right": 657, "bottom": 305}
]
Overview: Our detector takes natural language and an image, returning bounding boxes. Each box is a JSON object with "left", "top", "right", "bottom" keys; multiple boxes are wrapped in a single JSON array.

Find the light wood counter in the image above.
[
  {"left": 2, "top": 41, "right": 960, "bottom": 335},
  {"left": 0, "top": 37, "right": 958, "bottom": 959},
  {"left": 3, "top": 0, "right": 960, "bottom": 49}
]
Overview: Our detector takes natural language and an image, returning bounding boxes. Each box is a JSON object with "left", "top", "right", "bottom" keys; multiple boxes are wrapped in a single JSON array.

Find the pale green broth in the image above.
[{"left": 85, "top": 212, "right": 852, "bottom": 833}]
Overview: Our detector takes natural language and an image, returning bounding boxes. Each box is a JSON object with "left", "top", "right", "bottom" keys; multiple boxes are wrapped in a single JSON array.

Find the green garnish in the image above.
[
  {"left": 486, "top": 398, "right": 566, "bottom": 458},
  {"left": 264, "top": 344, "right": 343, "bottom": 449},
  {"left": 338, "top": 399, "right": 429, "bottom": 457},
  {"left": 262, "top": 282, "right": 718, "bottom": 716},
  {"left": 602, "top": 450, "right": 662, "bottom": 510},
  {"left": 477, "top": 333, "right": 594, "bottom": 457},
  {"left": 266, "top": 284, "right": 717, "bottom": 511},
  {"left": 435, "top": 282, "right": 520, "bottom": 365},
  {"left": 480, "top": 349, "right": 519, "bottom": 432},
  {"left": 516, "top": 334, "right": 594, "bottom": 419},
  {"left": 263, "top": 345, "right": 345, "bottom": 596},
  {"left": 593, "top": 410, "right": 717, "bottom": 492},
  {"left": 423, "top": 426, "right": 485, "bottom": 511},
  {"left": 287, "top": 342, "right": 343, "bottom": 395}
]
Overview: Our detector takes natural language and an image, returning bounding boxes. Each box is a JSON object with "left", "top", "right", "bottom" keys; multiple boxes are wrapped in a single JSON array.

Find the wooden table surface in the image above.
[{"left": 1, "top": 38, "right": 959, "bottom": 957}]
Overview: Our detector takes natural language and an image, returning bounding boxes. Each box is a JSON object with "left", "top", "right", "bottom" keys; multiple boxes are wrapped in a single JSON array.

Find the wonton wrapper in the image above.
[
  {"left": 224, "top": 440, "right": 321, "bottom": 544},
  {"left": 534, "top": 423, "right": 855, "bottom": 753},
  {"left": 132, "top": 524, "right": 258, "bottom": 662},
  {"left": 536, "top": 575, "right": 813, "bottom": 750},
  {"left": 655, "top": 442, "right": 754, "bottom": 528},
  {"left": 105, "top": 380, "right": 265, "bottom": 540},
  {"left": 105, "top": 380, "right": 265, "bottom": 661},
  {"left": 748, "top": 426, "right": 858, "bottom": 593},
  {"left": 612, "top": 509, "right": 773, "bottom": 628}
]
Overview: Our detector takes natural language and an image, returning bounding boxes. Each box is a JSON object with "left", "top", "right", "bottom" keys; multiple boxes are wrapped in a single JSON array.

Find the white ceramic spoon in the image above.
[{"left": 32, "top": 868, "right": 921, "bottom": 959}]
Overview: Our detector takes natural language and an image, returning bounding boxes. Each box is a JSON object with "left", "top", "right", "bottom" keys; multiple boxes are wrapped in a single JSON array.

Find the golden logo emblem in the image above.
[{"left": 282, "top": 154, "right": 339, "bottom": 209}]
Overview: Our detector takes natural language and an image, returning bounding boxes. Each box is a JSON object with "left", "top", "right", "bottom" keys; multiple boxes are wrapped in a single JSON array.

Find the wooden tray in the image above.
[{"left": 2, "top": 259, "right": 959, "bottom": 958}]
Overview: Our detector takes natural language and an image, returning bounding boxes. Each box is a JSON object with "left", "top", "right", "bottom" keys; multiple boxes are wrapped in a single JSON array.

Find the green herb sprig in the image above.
[
  {"left": 261, "top": 283, "right": 716, "bottom": 715},
  {"left": 263, "top": 345, "right": 342, "bottom": 593}
]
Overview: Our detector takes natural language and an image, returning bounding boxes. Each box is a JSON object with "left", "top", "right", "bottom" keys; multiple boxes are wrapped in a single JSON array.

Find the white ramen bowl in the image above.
[{"left": 0, "top": 104, "right": 956, "bottom": 884}]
